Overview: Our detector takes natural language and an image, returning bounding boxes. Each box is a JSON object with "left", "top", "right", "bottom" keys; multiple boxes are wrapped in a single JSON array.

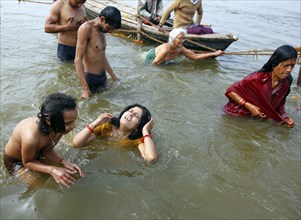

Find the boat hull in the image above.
[{"left": 85, "top": 0, "right": 238, "bottom": 51}]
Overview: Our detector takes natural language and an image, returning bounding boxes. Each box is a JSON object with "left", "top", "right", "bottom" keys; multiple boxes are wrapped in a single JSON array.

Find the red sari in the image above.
[{"left": 224, "top": 71, "right": 291, "bottom": 123}]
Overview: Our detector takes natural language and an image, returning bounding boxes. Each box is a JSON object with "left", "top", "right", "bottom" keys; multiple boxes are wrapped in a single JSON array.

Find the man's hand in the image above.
[
  {"left": 81, "top": 89, "right": 92, "bottom": 99},
  {"left": 50, "top": 166, "right": 78, "bottom": 188},
  {"left": 66, "top": 16, "right": 84, "bottom": 31}
]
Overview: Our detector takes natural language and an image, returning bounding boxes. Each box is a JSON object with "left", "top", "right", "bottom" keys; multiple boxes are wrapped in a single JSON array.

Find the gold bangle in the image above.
[{"left": 238, "top": 98, "right": 244, "bottom": 105}]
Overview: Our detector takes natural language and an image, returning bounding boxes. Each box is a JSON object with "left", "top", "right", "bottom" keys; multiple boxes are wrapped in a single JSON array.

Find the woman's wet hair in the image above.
[
  {"left": 37, "top": 93, "right": 77, "bottom": 135},
  {"left": 259, "top": 45, "right": 297, "bottom": 72},
  {"left": 110, "top": 103, "right": 151, "bottom": 140},
  {"left": 99, "top": 6, "right": 121, "bottom": 29}
]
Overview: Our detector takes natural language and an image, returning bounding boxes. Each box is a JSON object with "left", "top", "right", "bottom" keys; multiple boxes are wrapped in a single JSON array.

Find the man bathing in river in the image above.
[
  {"left": 45, "top": 0, "right": 87, "bottom": 62},
  {"left": 74, "top": 6, "right": 121, "bottom": 99}
]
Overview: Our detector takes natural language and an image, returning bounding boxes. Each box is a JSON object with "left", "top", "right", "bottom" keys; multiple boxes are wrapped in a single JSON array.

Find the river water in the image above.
[{"left": 0, "top": 0, "right": 300, "bottom": 219}]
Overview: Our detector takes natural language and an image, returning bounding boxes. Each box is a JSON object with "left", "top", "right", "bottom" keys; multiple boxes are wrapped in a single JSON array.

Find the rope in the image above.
[
  {"left": 224, "top": 47, "right": 301, "bottom": 60},
  {"left": 185, "top": 39, "right": 217, "bottom": 52},
  {"left": 18, "top": 0, "right": 301, "bottom": 62},
  {"left": 18, "top": 0, "right": 52, "bottom": 4}
]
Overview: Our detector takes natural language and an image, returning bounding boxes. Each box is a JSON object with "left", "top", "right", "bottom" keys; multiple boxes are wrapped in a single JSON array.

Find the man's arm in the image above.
[
  {"left": 104, "top": 56, "right": 118, "bottom": 81},
  {"left": 152, "top": 46, "right": 170, "bottom": 65},
  {"left": 74, "top": 24, "right": 91, "bottom": 99},
  {"left": 159, "top": 0, "right": 178, "bottom": 27},
  {"left": 20, "top": 135, "right": 59, "bottom": 175},
  {"left": 182, "top": 48, "right": 223, "bottom": 60},
  {"left": 195, "top": 1, "right": 203, "bottom": 25},
  {"left": 45, "top": 2, "right": 67, "bottom": 33},
  {"left": 44, "top": 1, "right": 83, "bottom": 33}
]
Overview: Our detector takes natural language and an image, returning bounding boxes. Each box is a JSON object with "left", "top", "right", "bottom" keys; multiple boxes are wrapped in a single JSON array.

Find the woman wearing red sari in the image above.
[{"left": 224, "top": 45, "right": 298, "bottom": 128}]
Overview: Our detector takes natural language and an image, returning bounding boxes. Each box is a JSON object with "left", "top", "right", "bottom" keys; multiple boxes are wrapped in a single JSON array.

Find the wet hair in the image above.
[
  {"left": 99, "top": 6, "right": 121, "bottom": 29},
  {"left": 37, "top": 93, "right": 77, "bottom": 135},
  {"left": 259, "top": 45, "right": 297, "bottom": 72},
  {"left": 168, "top": 28, "right": 186, "bottom": 43},
  {"left": 259, "top": 45, "right": 297, "bottom": 84},
  {"left": 110, "top": 103, "right": 152, "bottom": 140}
]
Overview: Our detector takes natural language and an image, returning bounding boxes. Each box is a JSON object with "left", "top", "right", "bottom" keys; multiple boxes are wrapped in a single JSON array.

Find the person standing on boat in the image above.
[
  {"left": 74, "top": 6, "right": 121, "bottom": 99},
  {"left": 3, "top": 93, "right": 84, "bottom": 187},
  {"left": 44, "top": 0, "right": 87, "bottom": 62},
  {"left": 146, "top": 28, "right": 223, "bottom": 65},
  {"left": 140, "top": 0, "right": 163, "bottom": 25},
  {"left": 158, "top": 0, "right": 203, "bottom": 29},
  {"left": 223, "top": 45, "right": 297, "bottom": 128}
]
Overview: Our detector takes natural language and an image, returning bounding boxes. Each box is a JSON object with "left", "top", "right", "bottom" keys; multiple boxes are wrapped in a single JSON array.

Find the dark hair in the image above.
[
  {"left": 37, "top": 93, "right": 77, "bottom": 135},
  {"left": 110, "top": 103, "right": 151, "bottom": 140},
  {"left": 259, "top": 45, "right": 297, "bottom": 72},
  {"left": 99, "top": 6, "right": 121, "bottom": 29}
]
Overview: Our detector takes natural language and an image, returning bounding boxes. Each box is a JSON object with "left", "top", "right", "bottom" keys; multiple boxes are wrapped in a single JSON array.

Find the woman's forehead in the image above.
[{"left": 131, "top": 106, "right": 143, "bottom": 113}]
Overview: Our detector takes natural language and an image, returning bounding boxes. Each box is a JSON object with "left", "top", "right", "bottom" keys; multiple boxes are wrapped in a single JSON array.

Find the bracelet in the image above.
[
  {"left": 240, "top": 100, "right": 247, "bottom": 107},
  {"left": 59, "top": 158, "right": 64, "bottom": 165},
  {"left": 142, "top": 134, "right": 152, "bottom": 143},
  {"left": 238, "top": 98, "right": 246, "bottom": 107},
  {"left": 86, "top": 124, "right": 94, "bottom": 134}
]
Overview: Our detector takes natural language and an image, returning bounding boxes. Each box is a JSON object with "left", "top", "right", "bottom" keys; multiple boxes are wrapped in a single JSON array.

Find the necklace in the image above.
[
  {"left": 50, "top": 139, "right": 56, "bottom": 146},
  {"left": 49, "top": 134, "right": 57, "bottom": 146}
]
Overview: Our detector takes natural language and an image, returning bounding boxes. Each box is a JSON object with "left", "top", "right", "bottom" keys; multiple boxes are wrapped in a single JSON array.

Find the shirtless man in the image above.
[
  {"left": 3, "top": 93, "right": 84, "bottom": 187},
  {"left": 146, "top": 28, "right": 223, "bottom": 65},
  {"left": 45, "top": 0, "right": 87, "bottom": 62},
  {"left": 74, "top": 6, "right": 121, "bottom": 99}
]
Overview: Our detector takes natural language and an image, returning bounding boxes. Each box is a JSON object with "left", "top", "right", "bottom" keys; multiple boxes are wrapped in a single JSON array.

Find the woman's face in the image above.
[
  {"left": 62, "top": 109, "right": 78, "bottom": 134},
  {"left": 120, "top": 107, "right": 143, "bottom": 130},
  {"left": 272, "top": 58, "right": 296, "bottom": 79}
]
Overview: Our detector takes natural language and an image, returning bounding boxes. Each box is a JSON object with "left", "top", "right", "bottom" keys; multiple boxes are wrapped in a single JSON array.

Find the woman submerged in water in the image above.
[
  {"left": 72, "top": 103, "right": 158, "bottom": 162},
  {"left": 223, "top": 45, "right": 298, "bottom": 128}
]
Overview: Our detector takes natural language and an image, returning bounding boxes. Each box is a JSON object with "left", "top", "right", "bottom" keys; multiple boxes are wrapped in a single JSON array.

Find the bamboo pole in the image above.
[
  {"left": 136, "top": 0, "right": 142, "bottom": 41},
  {"left": 297, "top": 66, "right": 301, "bottom": 86},
  {"left": 297, "top": 53, "right": 301, "bottom": 86}
]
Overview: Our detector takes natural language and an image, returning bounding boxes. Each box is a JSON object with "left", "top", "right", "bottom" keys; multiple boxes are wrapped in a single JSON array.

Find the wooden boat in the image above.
[{"left": 85, "top": 0, "right": 238, "bottom": 52}]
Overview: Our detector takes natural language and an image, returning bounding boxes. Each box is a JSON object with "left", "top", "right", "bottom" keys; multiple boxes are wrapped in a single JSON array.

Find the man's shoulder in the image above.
[
  {"left": 52, "top": 0, "right": 65, "bottom": 7},
  {"left": 158, "top": 43, "right": 170, "bottom": 51},
  {"left": 14, "top": 117, "right": 40, "bottom": 143},
  {"left": 50, "top": 0, "right": 65, "bottom": 13},
  {"left": 78, "top": 20, "right": 94, "bottom": 33}
]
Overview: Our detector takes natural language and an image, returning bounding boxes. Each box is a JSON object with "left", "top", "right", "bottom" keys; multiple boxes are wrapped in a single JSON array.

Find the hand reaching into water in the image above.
[
  {"left": 50, "top": 166, "right": 79, "bottom": 188},
  {"left": 81, "top": 89, "right": 92, "bottom": 100},
  {"left": 283, "top": 117, "right": 295, "bottom": 128},
  {"left": 244, "top": 102, "right": 266, "bottom": 118},
  {"left": 61, "top": 160, "right": 84, "bottom": 178}
]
